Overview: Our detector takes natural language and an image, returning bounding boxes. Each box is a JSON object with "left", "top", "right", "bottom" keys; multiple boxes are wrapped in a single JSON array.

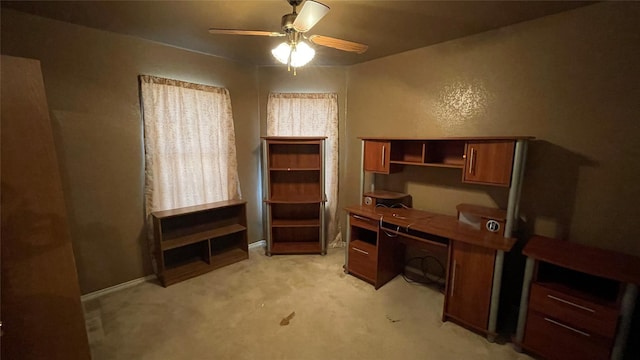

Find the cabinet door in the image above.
[
  {"left": 463, "top": 140, "right": 515, "bottom": 186},
  {"left": 445, "top": 241, "right": 496, "bottom": 331},
  {"left": 364, "top": 140, "right": 391, "bottom": 173}
]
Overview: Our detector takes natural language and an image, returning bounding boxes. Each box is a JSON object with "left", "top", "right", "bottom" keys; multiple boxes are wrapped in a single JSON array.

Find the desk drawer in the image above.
[
  {"left": 523, "top": 310, "right": 612, "bottom": 360},
  {"left": 348, "top": 240, "right": 377, "bottom": 282},
  {"left": 528, "top": 283, "right": 619, "bottom": 338},
  {"left": 350, "top": 214, "right": 378, "bottom": 232}
]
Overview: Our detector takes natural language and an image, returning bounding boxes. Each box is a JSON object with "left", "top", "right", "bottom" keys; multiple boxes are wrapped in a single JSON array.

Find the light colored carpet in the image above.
[{"left": 85, "top": 246, "right": 532, "bottom": 359}]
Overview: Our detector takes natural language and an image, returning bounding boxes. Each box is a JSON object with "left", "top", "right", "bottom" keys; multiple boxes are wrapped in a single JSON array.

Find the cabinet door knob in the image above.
[{"left": 381, "top": 145, "right": 386, "bottom": 167}]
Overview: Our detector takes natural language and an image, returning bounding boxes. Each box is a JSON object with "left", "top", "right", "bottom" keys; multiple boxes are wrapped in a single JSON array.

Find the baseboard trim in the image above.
[
  {"left": 82, "top": 241, "right": 265, "bottom": 302},
  {"left": 249, "top": 239, "right": 266, "bottom": 249},
  {"left": 81, "top": 274, "right": 156, "bottom": 302}
]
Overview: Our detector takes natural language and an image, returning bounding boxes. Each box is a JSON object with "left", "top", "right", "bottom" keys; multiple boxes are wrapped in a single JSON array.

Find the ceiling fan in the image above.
[{"left": 208, "top": 0, "right": 368, "bottom": 73}]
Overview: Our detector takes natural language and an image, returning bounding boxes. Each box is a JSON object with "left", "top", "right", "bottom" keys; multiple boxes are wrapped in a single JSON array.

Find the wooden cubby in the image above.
[
  {"left": 387, "top": 139, "right": 465, "bottom": 168},
  {"left": 152, "top": 199, "right": 248, "bottom": 287},
  {"left": 262, "top": 137, "right": 326, "bottom": 255}
]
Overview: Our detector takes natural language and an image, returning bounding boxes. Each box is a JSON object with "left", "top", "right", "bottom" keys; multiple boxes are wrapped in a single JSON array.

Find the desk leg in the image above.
[
  {"left": 487, "top": 250, "right": 505, "bottom": 342},
  {"left": 611, "top": 283, "right": 637, "bottom": 360},
  {"left": 344, "top": 212, "right": 351, "bottom": 273},
  {"left": 514, "top": 257, "right": 535, "bottom": 351}
]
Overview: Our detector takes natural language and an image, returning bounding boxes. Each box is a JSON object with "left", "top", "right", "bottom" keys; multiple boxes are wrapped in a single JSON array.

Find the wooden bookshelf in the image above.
[
  {"left": 152, "top": 199, "right": 248, "bottom": 286},
  {"left": 262, "top": 137, "right": 327, "bottom": 255}
]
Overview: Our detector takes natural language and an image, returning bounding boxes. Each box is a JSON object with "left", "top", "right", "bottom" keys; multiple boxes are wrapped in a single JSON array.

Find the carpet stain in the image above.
[
  {"left": 386, "top": 315, "right": 401, "bottom": 323},
  {"left": 280, "top": 311, "right": 296, "bottom": 326}
]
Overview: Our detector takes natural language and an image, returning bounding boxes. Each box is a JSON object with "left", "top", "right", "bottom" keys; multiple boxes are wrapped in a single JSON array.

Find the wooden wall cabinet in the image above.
[
  {"left": 364, "top": 140, "right": 396, "bottom": 173},
  {"left": 360, "top": 137, "right": 524, "bottom": 187},
  {"left": 463, "top": 140, "right": 515, "bottom": 187},
  {"left": 443, "top": 241, "right": 496, "bottom": 332},
  {"left": 152, "top": 199, "right": 248, "bottom": 287},
  {"left": 262, "top": 137, "right": 326, "bottom": 255}
]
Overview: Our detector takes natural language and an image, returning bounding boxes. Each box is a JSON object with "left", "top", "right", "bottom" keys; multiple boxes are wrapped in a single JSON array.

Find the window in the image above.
[{"left": 140, "top": 75, "right": 240, "bottom": 216}]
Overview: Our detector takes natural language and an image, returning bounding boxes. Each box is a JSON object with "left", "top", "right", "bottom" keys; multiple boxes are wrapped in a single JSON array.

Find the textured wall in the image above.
[
  {"left": 1, "top": 9, "right": 261, "bottom": 293},
  {"left": 346, "top": 2, "right": 640, "bottom": 256}
]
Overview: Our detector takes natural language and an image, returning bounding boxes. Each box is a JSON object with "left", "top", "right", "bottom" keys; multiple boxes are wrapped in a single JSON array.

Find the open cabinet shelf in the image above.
[
  {"left": 262, "top": 137, "right": 327, "bottom": 255},
  {"left": 152, "top": 199, "right": 248, "bottom": 286}
]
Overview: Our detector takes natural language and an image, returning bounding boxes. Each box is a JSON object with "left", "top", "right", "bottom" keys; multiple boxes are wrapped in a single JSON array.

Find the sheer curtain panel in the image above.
[
  {"left": 267, "top": 93, "right": 340, "bottom": 246},
  {"left": 140, "top": 75, "right": 240, "bottom": 217}
]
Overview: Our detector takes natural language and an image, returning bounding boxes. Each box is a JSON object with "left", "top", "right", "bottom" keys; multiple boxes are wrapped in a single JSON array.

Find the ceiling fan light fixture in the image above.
[
  {"left": 272, "top": 42, "right": 292, "bottom": 64},
  {"left": 290, "top": 41, "right": 315, "bottom": 67},
  {"left": 271, "top": 41, "right": 315, "bottom": 68}
]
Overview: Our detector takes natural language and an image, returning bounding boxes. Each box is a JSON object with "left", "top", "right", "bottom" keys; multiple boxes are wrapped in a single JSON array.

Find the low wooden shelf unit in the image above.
[{"left": 152, "top": 199, "right": 249, "bottom": 287}]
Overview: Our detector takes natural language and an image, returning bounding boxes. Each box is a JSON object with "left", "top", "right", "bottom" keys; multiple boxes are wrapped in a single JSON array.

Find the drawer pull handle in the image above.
[
  {"left": 352, "top": 215, "right": 373, "bottom": 223},
  {"left": 547, "top": 295, "right": 595, "bottom": 313},
  {"left": 352, "top": 247, "right": 369, "bottom": 255},
  {"left": 544, "top": 317, "right": 591, "bottom": 337},
  {"left": 450, "top": 260, "right": 458, "bottom": 296},
  {"left": 468, "top": 148, "right": 476, "bottom": 174}
]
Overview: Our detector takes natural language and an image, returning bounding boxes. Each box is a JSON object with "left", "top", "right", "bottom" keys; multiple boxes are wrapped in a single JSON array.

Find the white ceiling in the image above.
[{"left": 2, "top": 0, "right": 595, "bottom": 66}]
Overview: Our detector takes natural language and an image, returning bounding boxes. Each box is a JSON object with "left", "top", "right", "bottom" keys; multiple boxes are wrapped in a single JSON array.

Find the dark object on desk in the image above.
[
  {"left": 362, "top": 189, "right": 411, "bottom": 211},
  {"left": 457, "top": 203, "right": 507, "bottom": 237}
]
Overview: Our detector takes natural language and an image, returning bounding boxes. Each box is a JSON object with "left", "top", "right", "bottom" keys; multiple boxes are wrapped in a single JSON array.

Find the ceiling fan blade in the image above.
[
  {"left": 309, "top": 35, "right": 368, "bottom": 54},
  {"left": 208, "top": 28, "right": 285, "bottom": 37},
  {"left": 293, "top": 1, "right": 330, "bottom": 33}
]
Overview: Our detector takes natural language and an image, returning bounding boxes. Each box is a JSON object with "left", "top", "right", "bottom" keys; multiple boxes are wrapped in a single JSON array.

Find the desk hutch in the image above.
[{"left": 346, "top": 136, "right": 532, "bottom": 339}]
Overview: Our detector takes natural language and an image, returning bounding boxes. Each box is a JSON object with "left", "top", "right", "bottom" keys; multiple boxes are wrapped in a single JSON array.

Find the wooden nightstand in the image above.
[{"left": 515, "top": 236, "right": 640, "bottom": 360}]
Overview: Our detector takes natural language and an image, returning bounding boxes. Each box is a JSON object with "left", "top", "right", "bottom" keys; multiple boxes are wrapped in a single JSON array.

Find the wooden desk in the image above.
[
  {"left": 515, "top": 236, "right": 640, "bottom": 360},
  {"left": 345, "top": 205, "right": 516, "bottom": 336}
]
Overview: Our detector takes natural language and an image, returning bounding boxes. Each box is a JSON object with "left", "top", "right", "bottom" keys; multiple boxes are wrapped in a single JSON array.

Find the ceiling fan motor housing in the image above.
[{"left": 281, "top": 13, "right": 297, "bottom": 32}]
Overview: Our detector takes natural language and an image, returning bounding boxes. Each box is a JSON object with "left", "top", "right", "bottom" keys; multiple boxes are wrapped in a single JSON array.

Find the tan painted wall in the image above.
[
  {"left": 1, "top": 9, "right": 262, "bottom": 293},
  {"left": 346, "top": 2, "right": 640, "bottom": 256},
  {"left": 257, "top": 66, "right": 348, "bottom": 243}
]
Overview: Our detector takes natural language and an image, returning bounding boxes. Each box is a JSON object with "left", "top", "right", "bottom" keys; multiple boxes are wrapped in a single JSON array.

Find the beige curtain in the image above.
[
  {"left": 267, "top": 92, "right": 341, "bottom": 247},
  {"left": 140, "top": 75, "right": 240, "bottom": 217}
]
